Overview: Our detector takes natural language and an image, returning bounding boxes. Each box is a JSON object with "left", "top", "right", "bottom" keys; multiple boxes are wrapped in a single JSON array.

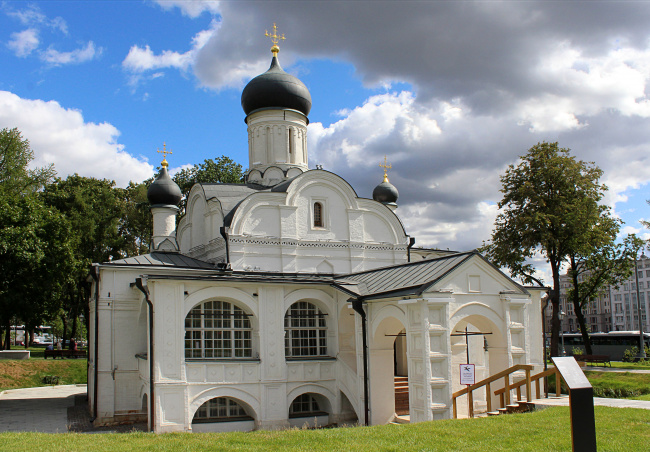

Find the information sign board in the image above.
[{"left": 460, "top": 364, "right": 475, "bottom": 385}]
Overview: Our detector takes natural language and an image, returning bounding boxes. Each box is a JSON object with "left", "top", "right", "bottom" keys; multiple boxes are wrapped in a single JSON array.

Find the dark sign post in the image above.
[{"left": 552, "top": 357, "right": 597, "bottom": 452}]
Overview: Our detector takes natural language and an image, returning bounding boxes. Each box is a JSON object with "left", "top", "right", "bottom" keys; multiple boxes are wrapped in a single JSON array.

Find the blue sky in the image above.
[{"left": 1, "top": 1, "right": 649, "bottom": 282}]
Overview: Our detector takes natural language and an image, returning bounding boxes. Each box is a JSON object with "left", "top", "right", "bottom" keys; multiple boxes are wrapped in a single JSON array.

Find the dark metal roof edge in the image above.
[
  {"left": 342, "top": 251, "right": 475, "bottom": 278},
  {"left": 140, "top": 273, "right": 337, "bottom": 285}
]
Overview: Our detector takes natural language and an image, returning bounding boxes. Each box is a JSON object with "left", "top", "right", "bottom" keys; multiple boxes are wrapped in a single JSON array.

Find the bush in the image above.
[{"left": 622, "top": 345, "right": 650, "bottom": 362}]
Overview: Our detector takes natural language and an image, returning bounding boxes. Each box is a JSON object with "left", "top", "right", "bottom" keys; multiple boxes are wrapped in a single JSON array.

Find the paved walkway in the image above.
[
  {"left": 532, "top": 395, "right": 650, "bottom": 410},
  {"left": 0, "top": 385, "right": 86, "bottom": 433}
]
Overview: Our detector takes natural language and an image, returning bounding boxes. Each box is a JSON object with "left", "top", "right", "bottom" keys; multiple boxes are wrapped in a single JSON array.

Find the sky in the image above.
[{"left": 1, "top": 0, "right": 649, "bottom": 283}]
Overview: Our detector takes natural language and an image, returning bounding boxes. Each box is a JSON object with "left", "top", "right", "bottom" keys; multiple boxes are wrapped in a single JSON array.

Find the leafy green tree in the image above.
[
  {"left": 566, "top": 221, "right": 643, "bottom": 354},
  {"left": 0, "top": 128, "right": 66, "bottom": 349},
  {"left": 119, "top": 181, "right": 152, "bottom": 256},
  {"left": 42, "top": 175, "right": 126, "bottom": 348},
  {"left": 482, "top": 142, "right": 608, "bottom": 357},
  {"left": 172, "top": 156, "right": 244, "bottom": 216},
  {"left": 0, "top": 127, "right": 54, "bottom": 197}
]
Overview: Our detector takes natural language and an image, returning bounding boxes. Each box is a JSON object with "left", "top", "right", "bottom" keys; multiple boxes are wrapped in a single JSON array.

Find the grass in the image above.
[
  {"left": 547, "top": 370, "right": 650, "bottom": 399},
  {"left": 0, "top": 357, "right": 87, "bottom": 392},
  {"left": 0, "top": 406, "right": 648, "bottom": 451},
  {"left": 609, "top": 361, "right": 650, "bottom": 371},
  {"left": 584, "top": 371, "right": 650, "bottom": 398}
]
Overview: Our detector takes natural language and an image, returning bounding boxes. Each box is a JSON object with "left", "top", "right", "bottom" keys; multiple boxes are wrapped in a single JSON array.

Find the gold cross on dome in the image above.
[
  {"left": 265, "top": 23, "right": 285, "bottom": 56},
  {"left": 157, "top": 142, "right": 172, "bottom": 168},
  {"left": 379, "top": 156, "right": 392, "bottom": 182}
]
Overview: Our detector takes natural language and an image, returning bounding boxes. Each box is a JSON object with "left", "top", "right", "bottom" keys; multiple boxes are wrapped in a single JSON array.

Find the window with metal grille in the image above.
[
  {"left": 289, "top": 393, "right": 323, "bottom": 417},
  {"left": 193, "top": 397, "right": 252, "bottom": 423},
  {"left": 284, "top": 301, "right": 327, "bottom": 357},
  {"left": 313, "top": 202, "right": 323, "bottom": 228},
  {"left": 185, "top": 300, "right": 252, "bottom": 359}
]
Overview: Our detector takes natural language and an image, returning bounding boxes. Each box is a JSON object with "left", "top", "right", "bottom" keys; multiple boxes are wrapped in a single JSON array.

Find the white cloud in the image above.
[
  {"left": 0, "top": 91, "right": 153, "bottom": 187},
  {"left": 4, "top": 3, "right": 67, "bottom": 33},
  {"left": 154, "top": 0, "right": 221, "bottom": 18},
  {"left": 7, "top": 28, "right": 39, "bottom": 57},
  {"left": 309, "top": 91, "right": 440, "bottom": 169},
  {"left": 516, "top": 41, "right": 650, "bottom": 131},
  {"left": 122, "top": 19, "right": 220, "bottom": 86},
  {"left": 40, "top": 41, "right": 100, "bottom": 66}
]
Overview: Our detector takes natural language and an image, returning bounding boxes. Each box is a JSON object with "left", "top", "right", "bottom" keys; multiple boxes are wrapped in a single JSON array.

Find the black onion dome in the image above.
[
  {"left": 147, "top": 166, "right": 182, "bottom": 206},
  {"left": 241, "top": 56, "right": 312, "bottom": 116},
  {"left": 373, "top": 180, "right": 399, "bottom": 204}
]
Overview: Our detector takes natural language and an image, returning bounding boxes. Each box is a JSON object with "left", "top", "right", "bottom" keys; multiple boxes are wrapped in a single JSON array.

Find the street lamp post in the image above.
[
  {"left": 559, "top": 310, "right": 566, "bottom": 356},
  {"left": 634, "top": 255, "right": 647, "bottom": 360}
]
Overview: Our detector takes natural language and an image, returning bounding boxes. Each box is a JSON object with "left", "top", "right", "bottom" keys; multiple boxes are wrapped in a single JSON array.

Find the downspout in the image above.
[
  {"left": 541, "top": 291, "right": 550, "bottom": 398},
  {"left": 220, "top": 226, "right": 230, "bottom": 264},
  {"left": 90, "top": 265, "right": 100, "bottom": 422},
  {"left": 407, "top": 237, "right": 415, "bottom": 263},
  {"left": 351, "top": 297, "right": 369, "bottom": 426},
  {"left": 135, "top": 277, "right": 155, "bottom": 433}
]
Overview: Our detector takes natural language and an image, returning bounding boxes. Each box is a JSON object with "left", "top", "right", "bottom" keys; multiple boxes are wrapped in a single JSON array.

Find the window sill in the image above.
[
  {"left": 193, "top": 416, "right": 254, "bottom": 424},
  {"left": 185, "top": 358, "right": 261, "bottom": 363},
  {"left": 289, "top": 411, "right": 328, "bottom": 419},
  {"left": 286, "top": 356, "right": 336, "bottom": 362}
]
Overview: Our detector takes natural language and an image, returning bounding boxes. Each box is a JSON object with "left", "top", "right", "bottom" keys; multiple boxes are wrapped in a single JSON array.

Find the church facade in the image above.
[{"left": 88, "top": 39, "right": 545, "bottom": 433}]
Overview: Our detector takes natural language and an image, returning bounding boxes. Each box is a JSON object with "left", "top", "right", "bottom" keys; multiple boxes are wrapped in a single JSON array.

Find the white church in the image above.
[{"left": 88, "top": 35, "right": 545, "bottom": 433}]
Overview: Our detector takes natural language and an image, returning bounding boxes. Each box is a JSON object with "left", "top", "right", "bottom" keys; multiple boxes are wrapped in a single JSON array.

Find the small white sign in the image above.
[{"left": 460, "top": 364, "right": 475, "bottom": 385}]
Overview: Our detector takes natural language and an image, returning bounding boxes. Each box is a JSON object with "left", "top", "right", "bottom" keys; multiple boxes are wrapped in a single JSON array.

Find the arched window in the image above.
[
  {"left": 185, "top": 300, "right": 252, "bottom": 359},
  {"left": 193, "top": 397, "right": 252, "bottom": 423},
  {"left": 313, "top": 202, "right": 323, "bottom": 228},
  {"left": 284, "top": 301, "right": 327, "bottom": 358},
  {"left": 289, "top": 394, "right": 323, "bottom": 418}
]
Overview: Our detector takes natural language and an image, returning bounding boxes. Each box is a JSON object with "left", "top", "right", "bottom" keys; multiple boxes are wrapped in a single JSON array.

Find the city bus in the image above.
[{"left": 562, "top": 331, "right": 650, "bottom": 361}]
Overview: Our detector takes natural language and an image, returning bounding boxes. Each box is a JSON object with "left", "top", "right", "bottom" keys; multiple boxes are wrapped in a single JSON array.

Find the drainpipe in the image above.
[
  {"left": 220, "top": 226, "right": 230, "bottom": 264},
  {"left": 351, "top": 297, "right": 369, "bottom": 426},
  {"left": 407, "top": 237, "right": 416, "bottom": 263},
  {"left": 135, "top": 277, "right": 155, "bottom": 433},
  {"left": 90, "top": 265, "right": 100, "bottom": 422}
]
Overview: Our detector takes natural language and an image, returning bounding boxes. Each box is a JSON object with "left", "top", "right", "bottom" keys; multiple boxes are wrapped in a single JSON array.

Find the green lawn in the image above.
[
  {"left": 0, "top": 407, "right": 647, "bottom": 451},
  {"left": 609, "top": 361, "right": 650, "bottom": 371},
  {"left": 0, "top": 357, "right": 87, "bottom": 392}
]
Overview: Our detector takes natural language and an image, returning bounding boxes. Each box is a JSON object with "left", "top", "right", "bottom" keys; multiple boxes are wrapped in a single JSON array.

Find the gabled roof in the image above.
[
  {"left": 103, "top": 252, "right": 215, "bottom": 269},
  {"left": 335, "top": 252, "right": 475, "bottom": 299},
  {"left": 334, "top": 251, "right": 527, "bottom": 300}
]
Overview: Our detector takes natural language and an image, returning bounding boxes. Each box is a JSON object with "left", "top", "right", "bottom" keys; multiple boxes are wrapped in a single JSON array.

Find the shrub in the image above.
[{"left": 622, "top": 345, "right": 650, "bottom": 362}]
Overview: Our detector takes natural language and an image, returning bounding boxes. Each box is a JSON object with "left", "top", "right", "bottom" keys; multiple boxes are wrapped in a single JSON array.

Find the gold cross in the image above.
[
  {"left": 265, "top": 23, "right": 285, "bottom": 56},
  {"left": 157, "top": 142, "right": 172, "bottom": 168},
  {"left": 379, "top": 156, "right": 392, "bottom": 182}
]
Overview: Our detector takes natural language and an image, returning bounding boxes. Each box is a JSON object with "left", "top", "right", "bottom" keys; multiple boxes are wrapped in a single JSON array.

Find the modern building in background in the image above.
[{"left": 545, "top": 254, "right": 650, "bottom": 334}]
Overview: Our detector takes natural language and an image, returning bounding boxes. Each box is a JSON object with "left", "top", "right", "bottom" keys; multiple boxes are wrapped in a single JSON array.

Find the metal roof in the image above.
[
  {"left": 99, "top": 250, "right": 526, "bottom": 301},
  {"left": 103, "top": 252, "right": 215, "bottom": 269},
  {"left": 337, "top": 252, "right": 475, "bottom": 298}
]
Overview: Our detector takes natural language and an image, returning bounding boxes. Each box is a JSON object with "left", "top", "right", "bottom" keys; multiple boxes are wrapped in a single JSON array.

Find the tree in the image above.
[
  {"left": 0, "top": 127, "right": 54, "bottom": 197},
  {"left": 566, "top": 220, "right": 643, "bottom": 354},
  {"left": 42, "top": 175, "right": 126, "bottom": 348},
  {"left": 0, "top": 128, "right": 66, "bottom": 349},
  {"left": 482, "top": 142, "right": 608, "bottom": 357},
  {"left": 172, "top": 156, "right": 244, "bottom": 217},
  {"left": 119, "top": 181, "right": 152, "bottom": 256}
]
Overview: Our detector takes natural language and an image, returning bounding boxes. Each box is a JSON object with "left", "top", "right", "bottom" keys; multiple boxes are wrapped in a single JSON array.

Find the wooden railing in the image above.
[
  {"left": 493, "top": 366, "right": 561, "bottom": 409},
  {"left": 452, "top": 364, "right": 533, "bottom": 418}
]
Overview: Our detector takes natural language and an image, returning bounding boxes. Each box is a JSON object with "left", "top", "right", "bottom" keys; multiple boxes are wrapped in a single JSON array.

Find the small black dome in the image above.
[
  {"left": 147, "top": 166, "right": 182, "bottom": 206},
  {"left": 241, "top": 56, "right": 311, "bottom": 117},
  {"left": 373, "top": 180, "right": 399, "bottom": 205}
]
